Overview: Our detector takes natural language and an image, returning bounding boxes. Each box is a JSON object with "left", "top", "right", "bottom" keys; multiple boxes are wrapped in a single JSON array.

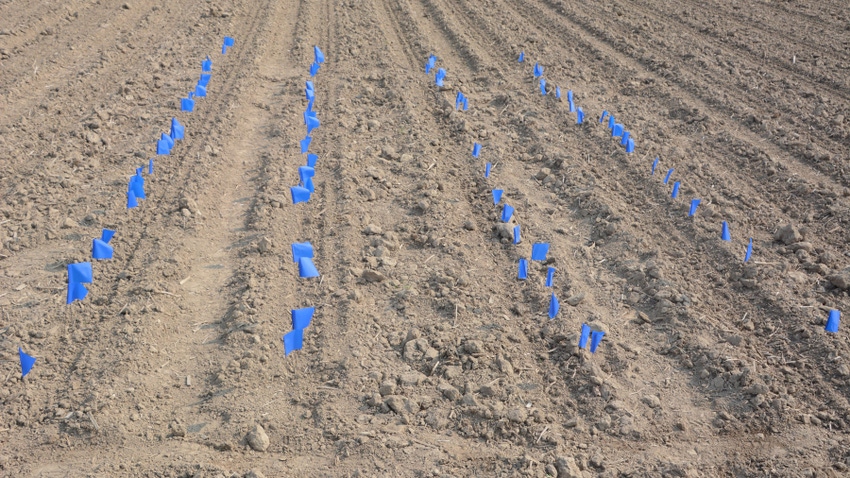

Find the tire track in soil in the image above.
[
  {"left": 444, "top": 0, "right": 850, "bottom": 465},
  {"left": 534, "top": 0, "right": 850, "bottom": 192}
]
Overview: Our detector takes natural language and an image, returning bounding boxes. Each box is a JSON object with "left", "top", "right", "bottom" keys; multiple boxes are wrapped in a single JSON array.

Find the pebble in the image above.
[{"left": 246, "top": 425, "right": 270, "bottom": 452}]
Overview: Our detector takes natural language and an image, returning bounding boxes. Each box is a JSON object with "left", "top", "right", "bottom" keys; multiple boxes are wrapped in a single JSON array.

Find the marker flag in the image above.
[
  {"left": 202, "top": 56, "right": 212, "bottom": 72},
  {"left": 435, "top": 68, "right": 446, "bottom": 87},
  {"left": 129, "top": 174, "right": 145, "bottom": 200},
  {"left": 425, "top": 55, "right": 437, "bottom": 74},
  {"left": 612, "top": 124, "right": 624, "bottom": 137},
  {"left": 170, "top": 117, "right": 185, "bottom": 141},
  {"left": 290, "top": 186, "right": 311, "bottom": 204},
  {"left": 472, "top": 143, "right": 482, "bottom": 158},
  {"left": 518, "top": 52, "right": 524, "bottom": 62},
  {"left": 198, "top": 73, "right": 211, "bottom": 87},
  {"left": 310, "top": 62, "right": 320, "bottom": 76},
  {"left": 149, "top": 158, "right": 154, "bottom": 174},
  {"left": 745, "top": 238, "right": 753, "bottom": 262},
  {"left": 546, "top": 267, "right": 555, "bottom": 287},
  {"left": 224, "top": 36, "right": 235, "bottom": 47},
  {"left": 531, "top": 243, "right": 550, "bottom": 261},
  {"left": 826, "top": 309, "right": 840, "bottom": 333},
  {"left": 101, "top": 229, "right": 116, "bottom": 243},
  {"left": 689, "top": 199, "right": 700, "bottom": 217},
  {"left": 292, "top": 307, "right": 315, "bottom": 330},
  {"left": 66, "top": 281, "right": 88, "bottom": 304},
  {"left": 513, "top": 225, "right": 521, "bottom": 244},
  {"left": 485, "top": 162, "right": 491, "bottom": 178},
  {"left": 663, "top": 168, "right": 674, "bottom": 184},
  {"left": 300, "top": 136, "right": 312, "bottom": 154},
  {"left": 599, "top": 111, "right": 609, "bottom": 123},
  {"left": 19, "top": 348, "right": 36, "bottom": 378},
  {"left": 567, "top": 90, "right": 573, "bottom": 103},
  {"left": 127, "top": 189, "right": 138, "bottom": 209},
  {"left": 307, "top": 153, "right": 318, "bottom": 168},
  {"left": 161, "top": 132, "right": 174, "bottom": 150},
  {"left": 314, "top": 45, "right": 325, "bottom": 64},
  {"left": 556, "top": 86, "right": 561, "bottom": 99},
  {"left": 518, "top": 258, "right": 528, "bottom": 280},
  {"left": 589, "top": 331, "right": 605, "bottom": 353},
  {"left": 533, "top": 63, "right": 543, "bottom": 78},
  {"left": 608, "top": 115, "right": 615, "bottom": 129},
  {"left": 303, "top": 176, "right": 315, "bottom": 193},
  {"left": 283, "top": 328, "right": 303, "bottom": 356},
  {"left": 463, "top": 97, "right": 469, "bottom": 111},
  {"left": 92, "top": 238, "right": 113, "bottom": 260},
  {"left": 548, "top": 293, "right": 560, "bottom": 319},
  {"left": 157, "top": 137, "right": 172, "bottom": 155},
  {"left": 539, "top": 78, "right": 547, "bottom": 95},
  {"left": 305, "top": 80, "right": 315, "bottom": 99},
  {"left": 298, "top": 166, "right": 315, "bottom": 185},
  {"left": 68, "top": 262, "right": 93, "bottom": 284},
  {"left": 625, "top": 138, "right": 635, "bottom": 153},
  {"left": 492, "top": 189, "right": 503, "bottom": 205},
  {"left": 455, "top": 91, "right": 465, "bottom": 110},
  {"left": 721, "top": 221, "right": 731, "bottom": 241},
  {"left": 195, "top": 84, "right": 207, "bottom": 98},
  {"left": 569, "top": 99, "right": 576, "bottom": 113},
  {"left": 306, "top": 115, "right": 321, "bottom": 133},
  {"left": 651, "top": 157, "right": 659, "bottom": 175},
  {"left": 579, "top": 323, "right": 591, "bottom": 349},
  {"left": 298, "top": 257, "right": 320, "bottom": 278},
  {"left": 671, "top": 182, "right": 680, "bottom": 198},
  {"left": 621, "top": 131, "right": 630, "bottom": 146},
  {"left": 181, "top": 97, "right": 194, "bottom": 112},
  {"left": 291, "top": 242, "right": 314, "bottom": 262},
  {"left": 576, "top": 107, "right": 584, "bottom": 124},
  {"left": 501, "top": 204, "right": 514, "bottom": 222}
]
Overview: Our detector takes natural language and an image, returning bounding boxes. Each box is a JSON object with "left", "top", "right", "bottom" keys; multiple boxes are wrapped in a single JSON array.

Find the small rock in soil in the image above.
[{"left": 246, "top": 424, "right": 269, "bottom": 452}]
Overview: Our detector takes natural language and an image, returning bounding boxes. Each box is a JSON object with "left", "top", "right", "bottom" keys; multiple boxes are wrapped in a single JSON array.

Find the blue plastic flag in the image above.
[
  {"left": 621, "top": 131, "right": 630, "bottom": 146},
  {"left": 291, "top": 186, "right": 311, "bottom": 204},
  {"left": 101, "top": 229, "right": 115, "bottom": 243},
  {"left": 282, "top": 328, "right": 303, "bottom": 356},
  {"left": 92, "top": 238, "right": 113, "bottom": 260},
  {"left": 300, "top": 136, "right": 312, "bottom": 153},
  {"left": 170, "top": 118, "right": 185, "bottom": 141},
  {"left": 556, "top": 86, "right": 561, "bottom": 99},
  {"left": 307, "top": 154, "right": 318, "bottom": 168},
  {"left": 472, "top": 143, "right": 481, "bottom": 158},
  {"left": 129, "top": 175, "right": 145, "bottom": 200},
  {"left": 292, "top": 307, "right": 315, "bottom": 330},
  {"left": 579, "top": 323, "right": 591, "bottom": 349},
  {"left": 222, "top": 44, "right": 228, "bottom": 55},
  {"left": 539, "top": 78, "right": 546, "bottom": 95},
  {"left": 652, "top": 157, "right": 659, "bottom": 175},
  {"left": 224, "top": 36, "right": 235, "bottom": 47},
  {"left": 202, "top": 57, "right": 212, "bottom": 72},
  {"left": 157, "top": 137, "right": 171, "bottom": 155},
  {"left": 567, "top": 90, "right": 573, "bottom": 103},
  {"left": 826, "top": 309, "right": 840, "bottom": 333},
  {"left": 546, "top": 267, "right": 555, "bottom": 287},
  {"left": 426, "top": 55, "right": 437, "bottom": 73},
  {"left": 518, "top": 258, "right": 528, "bottom": 280},
  {"left": 721, "top": 221, "right": 731, "bottom": 241},
  {"left": 435, "top": 68, "right": 446, "bottom": 87},
  {"left": 305, "top": 80, "right": 315, "bottom": 98},
  {"left": 589, "top": 331, "right": 605, "bottom": 353},
  {"left": 291, "top": 242, "right": 314, "bottom": 262},
  {"left": 501, "top": 204, "right": 514, "bottom": 222},
  {"left": 626, "top": 138, "right": 635, "bottom": 153},
  {"left": 569, "top": 100, "right": 576, "bottom": 113},
  {"left": 68, "top": 262, "right": 93, "bottom": 284},
  {"left": 181, "top": 97, "right": 194, "bottom": 112},
  {"left": 148, "top": 158, "right": 154, "bottom": 174},
  {"left": 455, "top": 91, "right": 464, "bottom": 110},
  {"left": 745, "top": 238, "right": 753, "bottom": 262},
  {"left": 299, "top": 166, "right": 315, "bottom": 184},
  {"left": 314, "top": 45, "right": 325, "bottom": 64},
  {"left": 127, "top": 189, "right": 138, "bottom": 209},
  {"left": 576, "top": 107, "right": 584, "bottom": 124},
  {"left": 531, "top": 243, "right": 550, "bottom": 261},
  {"left": 306, "top": 115, "right": 321, "bottom": 133},
  {"left": 19, "top": 348, "right": 36, "bottom": 378},
  {"left": 310, "top": 62, "right": 320, "bottom": 76},
  {"left": 303, "top": 177, "right": 315, "bottom": 193},
  {"left": 671, "top": 182, "right": 680, "bottom": 198},
  {"left": 492, "top": 189, "right": 503, "bottom": 205},
  {"left": 161, "top": 132, "right": 174, "bottom": 150},
  {"left": 607, "top": 115, "right": 615, "bottom": 129},
  {"left": 599, "top": 111, "right": 609, "bottom": 123},
  {"left": 199, "top": 73, "right": 211, "bottom": 87},
  {"left": 533, "top": 63, "right": 543, "bottom": 78},
  {"left": 66, "top": 281, "right": 88, "bottom": 304},
  {"left": 518, "top": 52, "right": 524, "bottom": 62},
  {"left": 663, "top": 168, "right": 674, "bottom": 184},
  {"left": 298, "top": 257, "right": 320, "bottom": 278},
  {"left": 612, "top": 124, "right": 624, "bottom": 137},
  {"left": 548, "top": 293, "right": 560, "bottom": 319},
  {"left": 195, "top": 84, "right": 207, "bottom": 97},
  {"left": 463, "top": 97, "right": 468, "bottom": 111},
  {"left": 689, "top": 199, "right": 700, "bottom": 216},
  {"left": 485, "top": 162, "right": 491, "bottom": 178},
  {"left": 513, "top": 225, "right": 521, "bottom": 244}
]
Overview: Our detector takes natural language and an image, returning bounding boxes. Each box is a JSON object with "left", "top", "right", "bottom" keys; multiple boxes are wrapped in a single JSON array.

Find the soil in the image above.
[{"left": 1, "top": 0, "right": 850, "bottom": 476}]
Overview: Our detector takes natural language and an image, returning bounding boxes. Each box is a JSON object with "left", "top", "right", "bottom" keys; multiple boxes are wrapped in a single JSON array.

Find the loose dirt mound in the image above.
[{"left": 1, "top": 0, "right": 849, "bottom": 476}]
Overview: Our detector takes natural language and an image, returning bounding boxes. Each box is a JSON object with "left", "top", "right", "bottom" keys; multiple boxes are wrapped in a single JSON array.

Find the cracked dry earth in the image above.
[{"left": 2, "top": 0, "right": 850, "bottom": 476}]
